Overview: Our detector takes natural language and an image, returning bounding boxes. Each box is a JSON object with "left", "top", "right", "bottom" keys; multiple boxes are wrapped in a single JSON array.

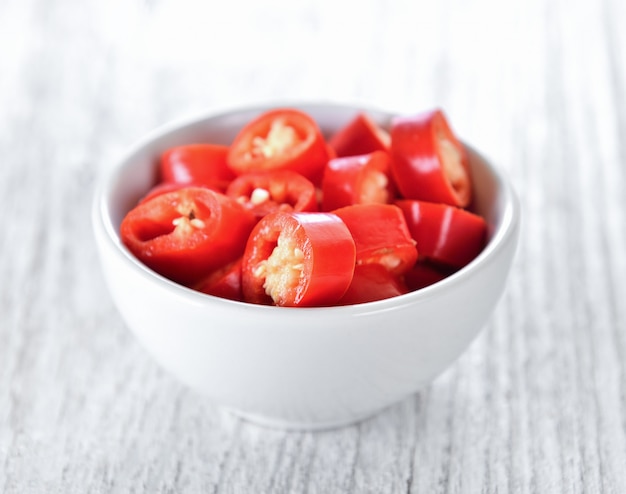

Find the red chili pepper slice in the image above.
[
  {"left": 227, "top": 108, "right": 331, "bottom": 185},
  {"left": 321, "top": 151, "right": 395, "bottom": 211},
  {"left": 241, "top": 211, "right": 356, "bottom": 307},
  {"left": 396, "top": 199, "right": 486, "bottom": 268},
  {"left": 390, "top": 109, "right": 472, "bottom": 208},
  {"left": 329, "top": 112, "right": 390, "bottom": 158},
  {"left": 193, "top": 258, "right": 243, "bottom": 302},
  {"left": 332, "top": 204, "right": 417, "bottom": 275},
  {"left": 338, "top": 264, "right": 408, "bottom": 305},
  {"left": 226, "top": 169, "right": 318, "bottom": 221},
  {"left": 161, "top": 144, "right": 236, "bottom": 192},
  {"left": 402, "top": 261, "right": 456, "bottom": 291},
  {"left": 120, "top": 187, "right": 255, "bottom": 285},
  {"left": 138, "top": 182, "right": 190, "bottom": 205}
]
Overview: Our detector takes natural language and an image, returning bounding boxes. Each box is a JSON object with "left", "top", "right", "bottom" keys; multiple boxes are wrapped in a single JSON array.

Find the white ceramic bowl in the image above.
[{"left": 92, "top": 103, "right": 520, "bottom": 430}]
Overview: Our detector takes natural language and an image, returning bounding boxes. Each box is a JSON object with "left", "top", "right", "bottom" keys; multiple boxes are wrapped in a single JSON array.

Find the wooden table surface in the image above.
[{"left": 1, "top": 0, "right": 625, "bottom": 492}]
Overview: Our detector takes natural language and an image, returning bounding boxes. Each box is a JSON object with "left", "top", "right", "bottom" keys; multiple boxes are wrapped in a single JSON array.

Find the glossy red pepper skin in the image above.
[
  {"left": 390, "top": 109, "right": 472, "bottom": 208},
  {"left": 193, "top": 258, "right": 243, "bottom": 301},
  {"left": 226, "top": 169, "right": 318, "bottom": 221},
  {"left": 161, "top": 144, "right": 235, "bottom": 192},
  {"left": 120, "top": 187, "right": 255, "bottom": 285},
  {"left": 338, "top": 264, "right": 408, "bottom": 305},
  {"left": 227, "top": 108, "right": 331, "bottom": 185},
  {"left": 241, "top": 211, "right": 356, "bottom": 307},
  {"left": 329, "top": 112, "right": 390, "bottom": 158},
  {"left": 332, "top": 204, "right": 417, "bottom": 276},
  {"left": 321, "top": 151, "right": 395, "bottom": 211},
  {"left": 396, "top": 199, "right": 486, "bottom": 268}
]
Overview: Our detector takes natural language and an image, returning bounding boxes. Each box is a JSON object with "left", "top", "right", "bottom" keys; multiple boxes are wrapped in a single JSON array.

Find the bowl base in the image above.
[{"left": 224, "top": 407, "right": 380, "bottom": 431}]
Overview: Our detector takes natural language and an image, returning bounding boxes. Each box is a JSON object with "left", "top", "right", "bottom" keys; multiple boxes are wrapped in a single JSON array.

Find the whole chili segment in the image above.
[
  {"left": 193, "top": 258, "right": 244, "bottom": 302},
  {"left": 390, "top": 109, "right": 472, "bottom": 208},
  {"left": 227, "top": 108, "right": 331, "bottom": 185},
  {"left": 241, "top": 211, "right": 356, "bottom": 307},
  {"left": 161, "top": 144, "right": 235, "bottom": 192},
  {"left": 329, "top": 112, "right": 390, "bottom": 158},
  {"left": 120, "top": 187, "right": 255, "bottom": 285},
  {"left": 338, "top": 264, "right": 409, "bottom": 305},
  {"left": 332, "top": 203, "right": 417, "bottom": 276},
  {"left": 396, "top": 199, "right": 486, "bottom": 268},
  {"left": 403, "top": 261, "right": 456, "bottom": 291},
  {"left": 321, "top": 151, "right": 395, "bottom": 211}
]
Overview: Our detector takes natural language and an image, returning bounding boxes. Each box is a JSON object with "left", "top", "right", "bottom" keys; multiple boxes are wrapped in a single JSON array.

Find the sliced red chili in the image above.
[
  {"left": 120, "top": 187, "right": 255, "bottom": 285},
  {"left": 321, "top": 151, "right": 395, "bottom": 211},
  {"left": 390, "top": 109, "right": 472, "bottom": 208},
  {"left": 329, "top": 112, "right": 390, "bottom": 158},
  {"left": 241, "top": 211, "right": 356, "bottom": 307},
  {"left": 227, "top": 108, "right": 330, "bottom": 185},
  {"left": 332, "top": 203, "right": 417, "bottom": 276},
  {"left": 226, "top": 169, "right": 318, "bottom": 221},
  {"left": 193, "top": 258, "right": 243, "bottom": 302},
  {"left": 396, "top": 199, "right": 486, "bottom": 268},
  {"left": 161, "top": 144, "right": 235, "bottom": 192},
  {"left": 138, "top": 182, "right": 190, "bottom": 205},
  {"left": 338, "top": 264, "right": 408, "bottom": 305},
  {"left": 402, "top": 260, "right": 456, "bottom": 291}
]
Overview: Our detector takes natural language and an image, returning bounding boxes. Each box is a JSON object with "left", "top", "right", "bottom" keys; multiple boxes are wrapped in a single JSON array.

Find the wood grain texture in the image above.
[{"left": 1, "top": 0, "right": 625, "bottom": 492}]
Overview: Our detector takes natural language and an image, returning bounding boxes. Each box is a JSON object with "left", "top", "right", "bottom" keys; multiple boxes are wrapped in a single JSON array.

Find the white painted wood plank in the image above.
[{"left": 1, "top": 0, "right": 625, "bottom": 492}]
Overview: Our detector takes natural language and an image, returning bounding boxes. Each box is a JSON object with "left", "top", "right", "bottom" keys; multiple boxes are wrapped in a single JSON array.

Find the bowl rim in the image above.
[{"left": 92, "top": 102, "right": 520, "bottom": 315}]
